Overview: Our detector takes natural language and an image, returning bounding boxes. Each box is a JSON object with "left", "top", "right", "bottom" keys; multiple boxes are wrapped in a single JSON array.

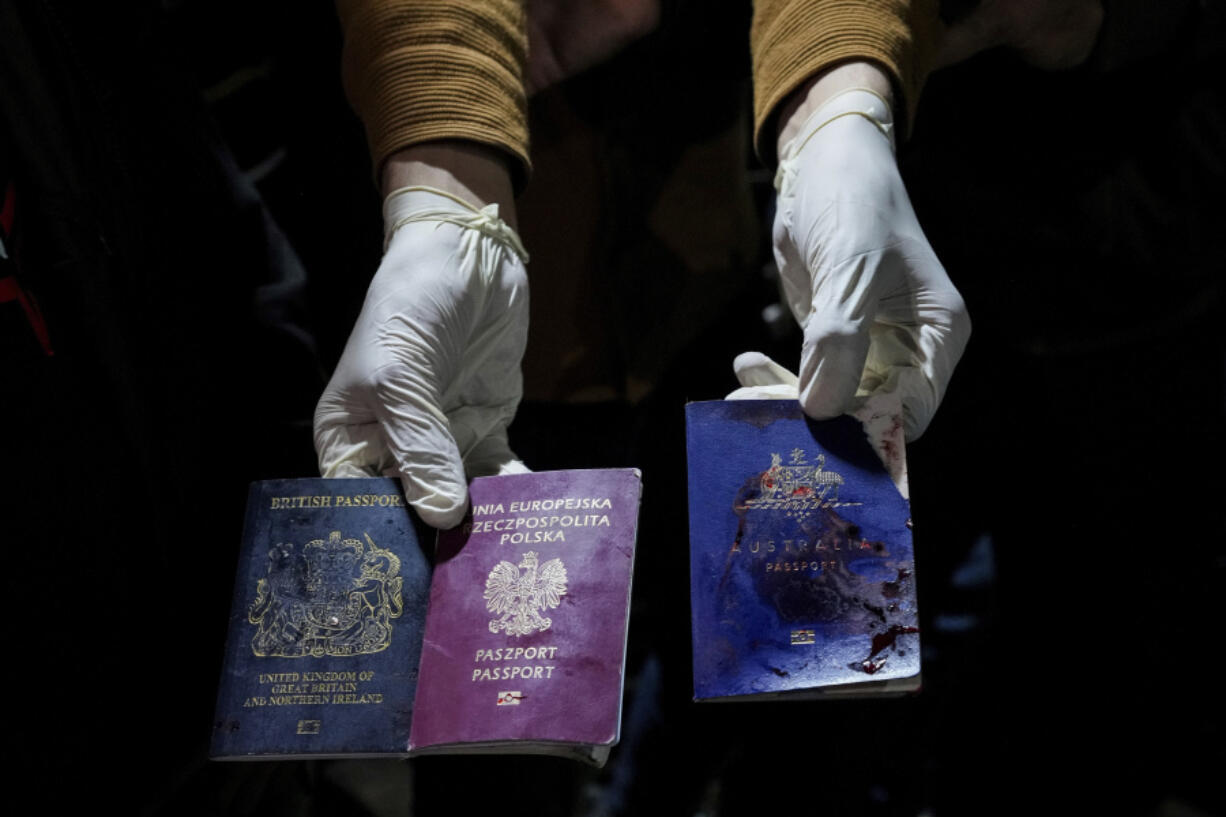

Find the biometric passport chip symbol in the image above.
[
  {"left": 484, "top": 551, "right": 568, "bottom": 637},
  {"left": 296, "top": 720, "right": 322, "bottom": 735}
]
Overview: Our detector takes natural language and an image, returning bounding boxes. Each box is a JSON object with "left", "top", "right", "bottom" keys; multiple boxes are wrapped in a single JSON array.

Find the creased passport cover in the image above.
[
  {"left": 686, "top": 401, "right": 919, "bottom": 700},
  {"left": 409, "top": 469, "right": 642, "bottom": 753},
  {"left": 211, "top": 478, "right": 430, "bottom": 758}
]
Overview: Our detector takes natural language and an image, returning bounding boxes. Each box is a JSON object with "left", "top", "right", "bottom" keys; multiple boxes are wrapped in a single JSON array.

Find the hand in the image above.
[
  {"left": 726, "top": 352, "right": 910, "bottom": 497},
  {"left": 770, "top": 70, "right": 970, "bottom": 440},
  {"left": 314, "top": 154, "right": 529, "bottom": 529},
  {"left": 725, "top": 351, "right": 799, "bottom": 401}
]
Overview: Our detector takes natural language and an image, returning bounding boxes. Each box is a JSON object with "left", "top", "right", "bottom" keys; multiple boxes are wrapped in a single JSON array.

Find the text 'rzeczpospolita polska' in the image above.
[{"left": 465, "top": 497, "right": 613, "bottom": 545}]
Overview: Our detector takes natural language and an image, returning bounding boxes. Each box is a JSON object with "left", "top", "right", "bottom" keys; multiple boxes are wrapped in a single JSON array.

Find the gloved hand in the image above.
[
  {"left": 314, "top": 186, "right": 530, "bottom": 529},
  {"left": 725, "top": 350, "right": 800, "bottom": 401},
  {"left": 726, "top": 351, "right": 908, "bottom": 497},
  {"left": 770, "top": 87, "right": 970, "bottom": 440}
]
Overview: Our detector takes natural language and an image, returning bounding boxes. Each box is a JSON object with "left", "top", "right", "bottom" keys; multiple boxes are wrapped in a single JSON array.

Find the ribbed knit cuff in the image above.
[
  {"left": 338, "top": 0, "right": 530, "bottom": 188},
  {"left": 751, "top": 0, "right": 940, "bottom": 165}
]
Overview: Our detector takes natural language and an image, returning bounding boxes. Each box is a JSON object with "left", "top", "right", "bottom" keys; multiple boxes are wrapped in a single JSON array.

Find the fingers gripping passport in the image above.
[
  {"left": 735, "top": 84, "right": 970, "bottom": 441},
  {"left": 314, "top": 186, "right": 531, "bottom": 530}
]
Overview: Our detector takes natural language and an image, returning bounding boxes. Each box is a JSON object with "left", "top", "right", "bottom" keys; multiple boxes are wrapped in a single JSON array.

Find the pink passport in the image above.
[{"left": 409, "top": 468, "right": 642, "bottom": 765}]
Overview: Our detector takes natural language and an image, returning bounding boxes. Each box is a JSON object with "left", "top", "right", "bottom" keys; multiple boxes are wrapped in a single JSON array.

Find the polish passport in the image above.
[
  {"left": 211, "top": 470, "right": 642, "bottom": 765},
  {"left": 686, "top": 399, "right": 920, "bottom": 700}
]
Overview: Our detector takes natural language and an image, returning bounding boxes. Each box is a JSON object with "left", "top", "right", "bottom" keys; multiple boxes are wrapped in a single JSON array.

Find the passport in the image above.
[
  {"left": 686, "top": 399, "right": 920, "bottom": 700},
  {"left": 210, "top": 478, "right": 429, "bottom": 759},
  {"left": 409, "top": 468, "right": 642, "bottom": 765},
  {"left": 210, "top": 470, "right": 641, "bottom": 764}
]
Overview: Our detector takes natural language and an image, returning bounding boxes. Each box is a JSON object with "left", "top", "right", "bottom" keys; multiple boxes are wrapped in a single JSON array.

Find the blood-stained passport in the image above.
[
  {"left": 211, "top": 470, "right": 642, "bottom": 764},
  {"left": 686, "top": 400, "right": 920, "bottom": 700}
]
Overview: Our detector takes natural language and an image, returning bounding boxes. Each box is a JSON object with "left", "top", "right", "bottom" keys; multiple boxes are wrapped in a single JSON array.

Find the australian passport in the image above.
[
  {"left": 686, "top": 399, "right": 920, "bottom": 700},
  {"left": 210, "top": 470, "right": 642, "bottom": 764}
]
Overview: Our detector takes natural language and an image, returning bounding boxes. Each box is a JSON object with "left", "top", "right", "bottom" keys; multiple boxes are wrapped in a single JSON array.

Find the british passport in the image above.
[
  {"left": 211, "top": 470, "right": 641, "bottom": 764},
  {"left": 210, "top": 478, "right": 430, "bottom": 759},
  {"left": 686, "top": 399, "right": 920, "bottom": 700}
]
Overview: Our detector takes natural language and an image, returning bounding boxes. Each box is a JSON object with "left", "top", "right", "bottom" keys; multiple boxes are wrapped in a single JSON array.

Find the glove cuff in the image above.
[
  {"left": 776, "top": 87, "right": 896, "bottom": 180},
  {"left": 382, "top": 185, "right": 528, "bottom": 262}
]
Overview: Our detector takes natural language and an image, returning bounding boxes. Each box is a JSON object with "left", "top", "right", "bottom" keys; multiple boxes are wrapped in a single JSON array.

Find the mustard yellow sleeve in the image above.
[
  {"left": 751, "top": 0, "right": 941, "bottom": 163},
  {"left": 336, "top": 0, "right": 529, "bottom": 183}
]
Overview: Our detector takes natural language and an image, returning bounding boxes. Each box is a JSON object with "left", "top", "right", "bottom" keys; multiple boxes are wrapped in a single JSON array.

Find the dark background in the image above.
[{"left": 1, "top": 1, "right": 1223, "bottom": 815}]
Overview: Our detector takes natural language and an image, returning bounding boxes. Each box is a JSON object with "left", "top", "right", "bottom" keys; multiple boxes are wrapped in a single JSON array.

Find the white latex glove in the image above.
[
  {"left": 771, "top": 88, "right": 970, "bottom": 440},
  {"left": 314, "top": 186, "right": 530, "bottom": 529},
  {"left": 726, "top": 351, "right": 909, "bottom": 499}
]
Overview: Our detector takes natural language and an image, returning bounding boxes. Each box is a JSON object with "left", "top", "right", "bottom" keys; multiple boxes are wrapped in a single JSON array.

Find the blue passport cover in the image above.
[
  {"left": 686, "top": 400, "right": 919, "bottom": 700},
  {"left": 211, "top": 478, "right": 431, "bottom": 758}
]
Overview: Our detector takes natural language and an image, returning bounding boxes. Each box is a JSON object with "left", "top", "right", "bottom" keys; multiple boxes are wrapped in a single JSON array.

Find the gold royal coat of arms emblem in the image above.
[{"left": 248, "top": 531, "right": 403, "bottom": 658}]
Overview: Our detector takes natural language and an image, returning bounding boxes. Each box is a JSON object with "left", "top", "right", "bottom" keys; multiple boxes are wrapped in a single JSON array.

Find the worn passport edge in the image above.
[
  {"left": 851, "top": 391, "right": 908, "bottom": 501},
  {"left": 404, "top": 467, "right": 643, "bottom": 767},
  {"left": 850, "top": 392, "right": 921, "bottom": 696},
  {"left": 607, "top": 467, "right": 643, "bottom": 763}
]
